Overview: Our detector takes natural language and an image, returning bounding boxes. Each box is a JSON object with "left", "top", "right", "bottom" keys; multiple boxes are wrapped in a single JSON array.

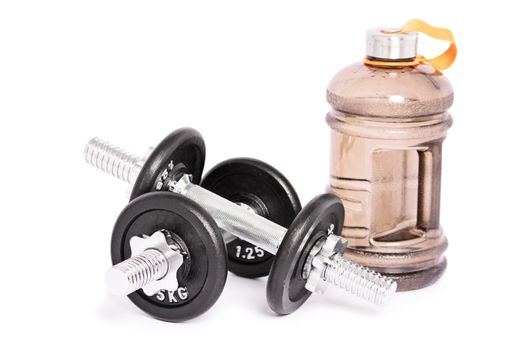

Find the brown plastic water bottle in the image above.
[{"left": 326, "top": 20, "right": 456, "bottom": 291}]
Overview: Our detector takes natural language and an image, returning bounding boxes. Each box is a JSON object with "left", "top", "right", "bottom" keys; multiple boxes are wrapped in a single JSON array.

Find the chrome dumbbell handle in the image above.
[{"left": 171, "top": 175, "right": 286, "bottom": 254}]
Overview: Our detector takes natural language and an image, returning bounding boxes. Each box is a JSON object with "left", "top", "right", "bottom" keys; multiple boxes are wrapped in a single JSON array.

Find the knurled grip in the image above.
[{"left": 173, "top": 176, "right": 286, "bottom": 255}]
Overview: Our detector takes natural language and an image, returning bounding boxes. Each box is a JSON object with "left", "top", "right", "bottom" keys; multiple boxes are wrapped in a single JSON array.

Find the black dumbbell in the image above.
[{"left": 86, "top": 128, "right": 396, "bottom": 315}]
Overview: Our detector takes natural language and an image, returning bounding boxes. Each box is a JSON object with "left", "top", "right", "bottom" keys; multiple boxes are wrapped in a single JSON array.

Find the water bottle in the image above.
[{"left": 326, "top": 20, "right": 456, "bottom": 291}]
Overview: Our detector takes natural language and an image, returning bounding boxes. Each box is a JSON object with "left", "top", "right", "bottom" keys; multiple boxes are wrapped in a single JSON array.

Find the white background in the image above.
[{"left": 1, "top": 1, "right": 523, "bottom": 348}]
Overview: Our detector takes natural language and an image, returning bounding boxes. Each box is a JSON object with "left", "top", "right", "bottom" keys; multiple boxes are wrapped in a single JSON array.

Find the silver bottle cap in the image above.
[{"left": 366, "top": 28, "right": 418, "bottom": 60}]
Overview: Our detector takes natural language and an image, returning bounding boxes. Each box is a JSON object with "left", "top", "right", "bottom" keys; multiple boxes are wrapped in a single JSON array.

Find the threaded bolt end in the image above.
[
  {"left": 105, "top": 249, "right": 169, "bottom": 296},
  {"left": 324, "top": 254, "right": 397, "bottom": 306},
  {"left": 84, "top": 137, "right": 143, "bottom": 184}
]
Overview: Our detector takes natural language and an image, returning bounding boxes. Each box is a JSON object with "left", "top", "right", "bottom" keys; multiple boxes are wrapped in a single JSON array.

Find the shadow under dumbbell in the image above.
[
  {"left": 95, "top": 293, "right": 146, "bottom": 322},
  {"left": 224, "top": 273, "right": 268, "bottom": 310},
  {"left": 311, "top": 288, "right": 388, "bottom": 316}
]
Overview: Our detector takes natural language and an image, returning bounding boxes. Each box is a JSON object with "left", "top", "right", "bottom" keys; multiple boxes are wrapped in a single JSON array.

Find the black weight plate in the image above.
[
  {"left": 111, "top": 192, "right": 227, "bottom": 322},
  {"left": 201, "top": 158, "right": 301, "bottom": 278},
  {"left": 266, "top": 193, "right": 344, "bottom": 315},
  {"left": 130, "top": 128, "right": 205, "bottom": 200}
]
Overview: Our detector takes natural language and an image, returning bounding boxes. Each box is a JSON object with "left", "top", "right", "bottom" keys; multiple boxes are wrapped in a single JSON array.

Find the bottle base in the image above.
[{"left": 382, "top": 258, "right": 447, "bottom": 291}]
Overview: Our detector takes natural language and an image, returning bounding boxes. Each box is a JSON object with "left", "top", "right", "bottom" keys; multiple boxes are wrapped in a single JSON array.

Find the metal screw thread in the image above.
[
  {"left": 324, "top": 254, "right": 396, "bottom": 306},
  {"left": 106, "top": 249, "right": 169, "bottom": 296},
  {"left": 84, "top": 137, "right": 143, "bottom": 184}
]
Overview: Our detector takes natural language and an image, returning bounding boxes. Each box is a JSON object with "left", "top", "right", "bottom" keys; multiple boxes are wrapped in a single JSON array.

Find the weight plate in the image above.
[
  {"left": 130, "top": 128, "right": 205, "bottom": 200},
  {"left": 201, "top": 158, "right": 301, "bottom": 278},
  {"left": 266, "top": 193, "right": 344, "bottom": 315},
  {"left": 111, "top": 192, "right": 227, "bottom": 322}
]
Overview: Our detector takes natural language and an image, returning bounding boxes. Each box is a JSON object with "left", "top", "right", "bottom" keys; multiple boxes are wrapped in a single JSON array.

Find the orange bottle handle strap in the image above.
[{"left": 364, "top": 19, "right": 457, "bottom": 71}]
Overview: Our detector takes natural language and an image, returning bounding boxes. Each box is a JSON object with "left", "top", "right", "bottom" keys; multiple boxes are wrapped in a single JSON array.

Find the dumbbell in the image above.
[
  {"left": 85, "top": 128, "right": 397, "bottom": 314},
  {"left": 106, "top": 192, "right": 227, "bottom": 322},
  {"left": 85, "top": 128, "right": 302, "bottom": 278}
]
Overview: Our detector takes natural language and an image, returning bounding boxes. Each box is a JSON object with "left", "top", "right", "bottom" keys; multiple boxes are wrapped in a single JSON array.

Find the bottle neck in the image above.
[{"left": 364, "top": 55, "right": 419, "bottom": 68}]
